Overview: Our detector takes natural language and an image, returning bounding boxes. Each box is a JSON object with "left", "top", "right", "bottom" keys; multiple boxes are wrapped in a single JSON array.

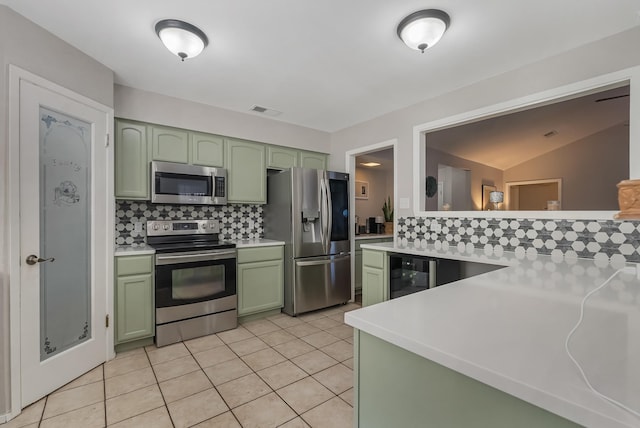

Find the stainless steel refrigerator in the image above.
[{"left": 264, "top": 168, "right": 350, "bottom": 315}]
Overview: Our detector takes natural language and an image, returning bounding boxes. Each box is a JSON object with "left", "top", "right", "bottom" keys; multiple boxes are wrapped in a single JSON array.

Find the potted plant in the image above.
[{"left": 382, "top": 196, "right": 393, "bottom": 234}]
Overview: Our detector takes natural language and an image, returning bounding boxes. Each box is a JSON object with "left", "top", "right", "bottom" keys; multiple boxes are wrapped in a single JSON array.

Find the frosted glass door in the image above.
[
  {"left": 39, "top": 107, "right": 91, "bottom": 361},
  {"left": 19, "top": 77, "right": 108, "bottom": 408}
]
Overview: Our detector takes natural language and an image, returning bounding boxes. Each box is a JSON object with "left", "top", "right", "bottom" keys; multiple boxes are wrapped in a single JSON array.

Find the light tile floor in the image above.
[{"left": 5, "top": 302, "right": 361, "bottom": 428}]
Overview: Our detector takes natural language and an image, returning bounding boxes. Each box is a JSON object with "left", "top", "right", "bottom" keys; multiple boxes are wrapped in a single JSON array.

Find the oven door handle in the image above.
[{"left": 156, "top": 250, "right": 236, "bottom": 265}]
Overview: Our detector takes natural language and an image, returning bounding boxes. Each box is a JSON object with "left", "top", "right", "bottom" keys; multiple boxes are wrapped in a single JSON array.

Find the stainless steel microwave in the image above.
[{"left": 151, "top": 161, "right": 227, "bottom": 205}]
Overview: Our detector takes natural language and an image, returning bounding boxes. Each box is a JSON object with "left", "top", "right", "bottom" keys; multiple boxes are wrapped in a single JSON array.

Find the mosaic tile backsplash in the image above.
[
  {"left": 397, "top": 216, "right": 640, "bottom": 263},
  {"left": 115, "top": 201, "right": 263, "bottom": 245},
  {"left": 116, "top": 201, "right": 640, "bottom": 263}
]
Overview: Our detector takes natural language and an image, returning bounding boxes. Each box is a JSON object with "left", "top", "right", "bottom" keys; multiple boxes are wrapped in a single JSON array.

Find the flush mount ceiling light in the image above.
[
  {"left": 360, "top": 162, "right": 381, "bottom": 167},
  {"left": 155, "top": 19, "right": 208, "bottom": 61},
  {"left": 397, "top": 9, "right": 450, "bottom": 53}
]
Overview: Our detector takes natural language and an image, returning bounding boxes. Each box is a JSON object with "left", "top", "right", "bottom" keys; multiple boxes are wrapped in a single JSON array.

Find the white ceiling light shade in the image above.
[
  {"left": 155, "top": 19, "right": 208, "bottom": 61},
  {"left": 397, "top": 9, "right": 450, "bottom": 53}
]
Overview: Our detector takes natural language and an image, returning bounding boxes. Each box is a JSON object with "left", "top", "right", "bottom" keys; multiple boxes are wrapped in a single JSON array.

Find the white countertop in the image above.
[
  {"left": 115, "top": 239, "right": 284, "bottom": 255},
  {"left": 234, "top": 238, "right": 285, "bottom": 248},
  {"left": 346, "top": 242, "right": 640, "bottom": 428},
  {"left": 114, "top": 239, "right": 284, "bottom": 256},
  {"left": 114, "top": 244, "right": 156, "bottom": 256}
]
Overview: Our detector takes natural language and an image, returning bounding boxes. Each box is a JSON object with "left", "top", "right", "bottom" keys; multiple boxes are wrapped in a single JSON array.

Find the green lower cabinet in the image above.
[
  {"left": 237, "top": 246, "right": 284, "bottom": 317},
  {"left": 115, "top": 255, "right": 154, "bottom": 345},
  {"left": 355, "top": 238, "right": 393, "bottom": 294},
  {"left": 361, "top": 249, "right": 388, "bottom": 306},
  {"left": 361, "top": 266, "right": 386, "bottom": 307},
  {"left": 354, "top": 251, "right": 363, "bottom": 293},
  {"left": 354, "top": 331, "right": 581, "bottom": 428}
]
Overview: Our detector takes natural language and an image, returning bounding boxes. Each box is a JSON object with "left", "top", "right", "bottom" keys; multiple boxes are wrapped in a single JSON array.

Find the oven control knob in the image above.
[
  {"left": 152, "top": 224, "right": 159, "bottom": 231},
  {"left": 163, "top": 224, "right": 170, "bottom": 231},
  {"left": 201, "top": 224, "right": 207, "bottom": 229}
]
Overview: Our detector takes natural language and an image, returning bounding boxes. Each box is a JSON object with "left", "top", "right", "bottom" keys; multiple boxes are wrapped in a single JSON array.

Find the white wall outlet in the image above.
[{"left": 134, "top": 222, "right": 143, "bottom": 232}]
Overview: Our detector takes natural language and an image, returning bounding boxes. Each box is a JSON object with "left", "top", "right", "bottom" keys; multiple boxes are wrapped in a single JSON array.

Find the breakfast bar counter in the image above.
[{"left": 346, "top": 242, "right": 640, "bottom": 428}]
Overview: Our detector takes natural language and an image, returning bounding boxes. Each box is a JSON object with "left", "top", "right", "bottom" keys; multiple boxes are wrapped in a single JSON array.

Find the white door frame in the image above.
[
  {"left": 7, "top": 65, "right": 115, "bottom": 420},
  {"left": 505, "top": 178, "right": 563, "bottom": 210},
  {"left": 345, "top": 139, "right": 398, "bottom": 301}
]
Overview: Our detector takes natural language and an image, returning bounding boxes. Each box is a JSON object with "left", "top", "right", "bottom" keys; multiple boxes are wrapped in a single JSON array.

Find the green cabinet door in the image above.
[
  {"left": 115, "top": 255, "right": 154, "bottom": 344},
  {"left": 225, "top": 138, "right": 266, "bottom": 203},
  {"left": 151, "top": 125, "right": 189, "bottom": 163},
  {"left": 299, "top": 150, "right": 327, "bottom": 170},
  {"left": 116, "top": 273, "right": 154, "bottom": 344},
  {"left": 238, "top": 259, "right": 284, "bottom": 316},
  {"left": 189, "top": 132, "right": 225, "bottom": 167},
  {"left": 237, "top": 246, "right": 284, "bottom": 316},
  {"left": 362, "top": 266, "right": 386, "bottom": 307},
  {"left": 355, "top": 238, "right": 393, "bottom": 294},
  {"left": 115, "top": 120, "right": 149, "bottom": 200},
  {"left": 267, "top": 145, "right": 299, "bottom": 170},
  {"left": 355, "top": 250, "right": 363, "bottom": 292},
  {"left": 362, "top": 249, "right": 388, "bottom": 307}
]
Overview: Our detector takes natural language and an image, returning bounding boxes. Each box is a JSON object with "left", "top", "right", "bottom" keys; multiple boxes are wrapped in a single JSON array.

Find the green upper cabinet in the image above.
[
  {"left": 226, "top": 138, "right": 266, "bottom": 204},
  {"left": 299, "top": 150, "right": 328, "bottom": 170},
  {"left": 115, "top": 120, "right": 149, "bottom": 200},
  {"left": 115, "top": 118, "right": 329, "bottom": 202},
  {"left": 150, "top": 125, "right": 189, "bottom": 163},
  {"left": 189, "top": 132, "right": 225, "bottom": 167},
  {"left": 267, "top": 145, "right": 299, "bottom": 170}
]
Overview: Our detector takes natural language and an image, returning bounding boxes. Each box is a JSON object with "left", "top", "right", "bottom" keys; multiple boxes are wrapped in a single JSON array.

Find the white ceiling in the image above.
[{"left": 3, "top": 0, "right": 640, "bottom": 132}]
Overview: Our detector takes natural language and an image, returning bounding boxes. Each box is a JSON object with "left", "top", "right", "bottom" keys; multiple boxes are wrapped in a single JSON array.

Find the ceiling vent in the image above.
[
  {"left": 250, "top": 105, "right": 282, "bottom": 117},
  {"left": 543, "top": 130, "right": 558, "bottom": 138}
]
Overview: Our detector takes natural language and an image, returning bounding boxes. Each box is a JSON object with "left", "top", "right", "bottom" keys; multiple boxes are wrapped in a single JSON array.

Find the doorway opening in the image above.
[
  {"left": 345, "top": 140, "right": 397, "bottom": 300},
  {"left": 505, "top": 178, "right": 562, "bottom": 210}
]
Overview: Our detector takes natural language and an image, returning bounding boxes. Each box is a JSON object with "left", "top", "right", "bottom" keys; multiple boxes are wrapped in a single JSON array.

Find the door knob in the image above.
[{"left": 26, "top": 255, "right": 55, "bottom": 265}]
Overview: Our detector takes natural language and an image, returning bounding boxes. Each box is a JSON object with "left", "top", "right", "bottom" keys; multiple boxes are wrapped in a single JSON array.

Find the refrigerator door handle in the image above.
[
  {"left": 320, "top": 174, "right": 329, "bottom": 254},
  {"left": 325, "top": 175, "right": 332, "bottom": 253}
]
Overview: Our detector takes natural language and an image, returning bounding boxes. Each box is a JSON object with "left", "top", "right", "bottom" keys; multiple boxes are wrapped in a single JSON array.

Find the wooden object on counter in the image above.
[
  {"left": 384, "top": 221, "right": 393, "bottom": 234},
  {"left": 615, "top": 179, "right": 640, "bottom": 219}
]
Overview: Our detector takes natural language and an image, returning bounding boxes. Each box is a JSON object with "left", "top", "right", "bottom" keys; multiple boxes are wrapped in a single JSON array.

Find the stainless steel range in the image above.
[{"left": 147, "top": 219, "right": 237, "bottom": 347}]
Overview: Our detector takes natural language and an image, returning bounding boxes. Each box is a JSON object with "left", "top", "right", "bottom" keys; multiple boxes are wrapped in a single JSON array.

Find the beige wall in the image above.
[
  {"left": 354, "top": 167, "right": 394, "bottom": 227},
  {"left": 503, "top": 125, "right": 628, "bottom": 210},
  {"left": 115, "top": 85, "right": 330, "bottom": 152},
  {"left": 329, "top": 26, "right": 640, "bottom": 218},
  {"left": 0, "top": 5, "right": 114, "bottom": 416}
]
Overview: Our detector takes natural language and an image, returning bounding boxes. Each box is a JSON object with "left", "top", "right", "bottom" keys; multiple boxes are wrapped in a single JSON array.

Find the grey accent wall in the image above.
[
  {"left": 503, "top": 124, "right": 628, "bottom": 210},
  {"left": 114, "top": 85, "right": 331, "bottom": 153},
  {"left": 0, "top": 5, "right": 114, "bottom": 416}
]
